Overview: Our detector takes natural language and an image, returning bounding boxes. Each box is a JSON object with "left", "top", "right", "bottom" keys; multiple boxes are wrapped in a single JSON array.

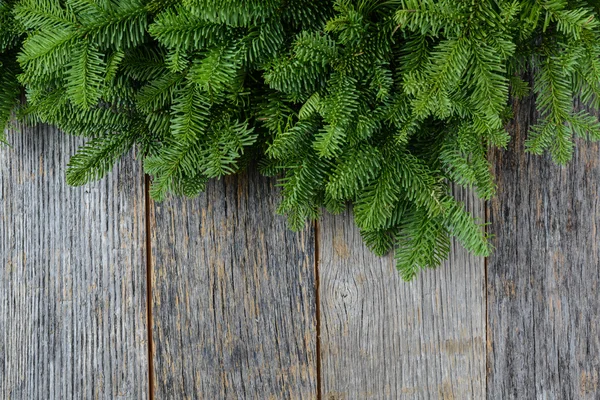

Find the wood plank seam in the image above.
[
  {"left": 315, "top": 219, "right": 322, "bottom": 400},
  {"left": 145, "top": 174, "right": 155, "bottom": 400},
  {"left": 484, "top": 196, "right": 489, "bottom": 395}
]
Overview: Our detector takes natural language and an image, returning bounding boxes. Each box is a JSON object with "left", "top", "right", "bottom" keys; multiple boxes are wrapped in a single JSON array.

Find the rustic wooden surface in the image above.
[
  {"left": 149, "top": 171, "right": 318, "bottom": 399},
  {"left": 487, "top": 96, "right": 600, "bottom": 399},
  {"left": 0, "top": 125, "right": 148, "bottom": 399},
  {"left": 318, "top": 186, "right": 486, "bottom": 399},
  {"left": 3, "top": 108, "right": 600, "bottom": 399}
]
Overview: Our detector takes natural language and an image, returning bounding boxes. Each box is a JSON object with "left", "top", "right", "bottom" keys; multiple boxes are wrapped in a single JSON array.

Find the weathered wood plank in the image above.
[
  {"left": 319, "top": 186, "right": 486, "bottom": 399},
  {"left": 487, "top": 96, "right": 600, "bottom": 399},
  {"left": 150, "top": 170, "right": 317, "bottom": 399},
  {"left": 0, "top": 125, "right": 148, "bottom": 399}
]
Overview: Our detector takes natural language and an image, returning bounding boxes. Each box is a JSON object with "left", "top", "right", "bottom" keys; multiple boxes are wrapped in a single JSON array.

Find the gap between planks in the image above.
[
  {"left": 145, "top": 173, "right": 155, "bottom": 400},
  {"left": 484, "top": 197, "right": 489, "bottom": 392},
  {"left": 314, "top": 219, "right": 322, "bottom": 400}
]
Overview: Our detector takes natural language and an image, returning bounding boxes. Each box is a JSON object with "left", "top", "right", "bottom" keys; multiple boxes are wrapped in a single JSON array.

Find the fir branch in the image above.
[
  {"left": 66, "top": 130, "right": 136, "bottom": 185},
  {"left": 66, "top": 38, "right": 105, "bottom": 108},
  {"left": 6, "top": 0, "right": 600, "bottom": 280}
]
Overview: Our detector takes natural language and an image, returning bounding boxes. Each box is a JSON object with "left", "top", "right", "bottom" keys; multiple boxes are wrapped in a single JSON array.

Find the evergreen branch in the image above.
[
  {"left": 150, "top": 6, "right": 234, "bottom": 50},
  {"left": 13, "top": 0, "right": 75, "bottom": 31},
  {"left": 170, "top": 82, "right": 211, "bottom": 142},
  {"left": 17, "top": 28, "right": 76, "bottom": 75},
  {"left": 66, "top": 130, "right": 136, "bottom": 186},
  {"left": 7, "top": 0, "right": 600, "bottom": 280},
  {"left": 354, "top": 162, "right": 402, "bottom": 231},
  {"left": 442, "top": 195, "right": 490, "bottom": 257},
  {"left": 66, "top": 38, "right": 105, "bottom": 108},
  {"left": 144, "top": 83, "right": 211, "bottom": 200},
  {"left": 188, "top": 45, "right": 241, "bottom": 95},
  {"left": 76, "top": 0, "right": 148, "bottom": 50},
  {"left": 326, "top": 145, "right": 383, "bottom": 200},
  {"left": 201, "top": 118, "right": 256, "bottom": 178},
  {"left": 394, "top": 209, "right": 450, "bottom": 281},
  {"left": 137, "top": 72, "right": 183, "bottom": 113},
  {"left": 267, "top": 117, "right": 317, "bottom": 160},
  {"left": 314, "top": 73, "right": 359, "bottom": 157}
]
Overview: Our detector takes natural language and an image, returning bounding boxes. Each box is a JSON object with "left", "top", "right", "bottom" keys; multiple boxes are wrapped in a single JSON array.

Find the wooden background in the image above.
[{"left": 1, "top": 94, "right": 599, "bottom": 399}]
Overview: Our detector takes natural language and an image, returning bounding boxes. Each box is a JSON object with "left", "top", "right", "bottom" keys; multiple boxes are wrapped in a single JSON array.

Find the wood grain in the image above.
[
  {"left": 318, "top": 186, "right": 486, "bottom": 399},
  {"left": 150, "top": 170, "right": 318, "bottom": 399},
  {"left": 0, "top": 125, "right": 148, "bottom": 399},
  {"left": 487, "top": 96, "right": 600, "bottom": 399},
  {"left": 5, "top": 99, "right": 600, "bottom": 399}
]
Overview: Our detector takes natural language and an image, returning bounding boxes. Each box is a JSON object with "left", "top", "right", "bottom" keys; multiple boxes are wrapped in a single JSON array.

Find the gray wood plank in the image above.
[
  {"left": 487, "top": 96, "right": 600, "bottom": 399},
  {"left": 319, "top": 186, "right": 486, "bottom": 399},
  {"left": 0, "top": 125, "right": 148, "bottom": 399},
  {"left": 150, "top": 170, "right": 317, "bottom": 399}
]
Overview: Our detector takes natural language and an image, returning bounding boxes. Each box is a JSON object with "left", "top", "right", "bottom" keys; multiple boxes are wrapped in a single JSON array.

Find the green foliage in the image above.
[
  {"left": 0, "top": 0, "right": 21, "bottom": 142},
  {"left": 4, "top": 0, "right": 600, "bottom": 280}
]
